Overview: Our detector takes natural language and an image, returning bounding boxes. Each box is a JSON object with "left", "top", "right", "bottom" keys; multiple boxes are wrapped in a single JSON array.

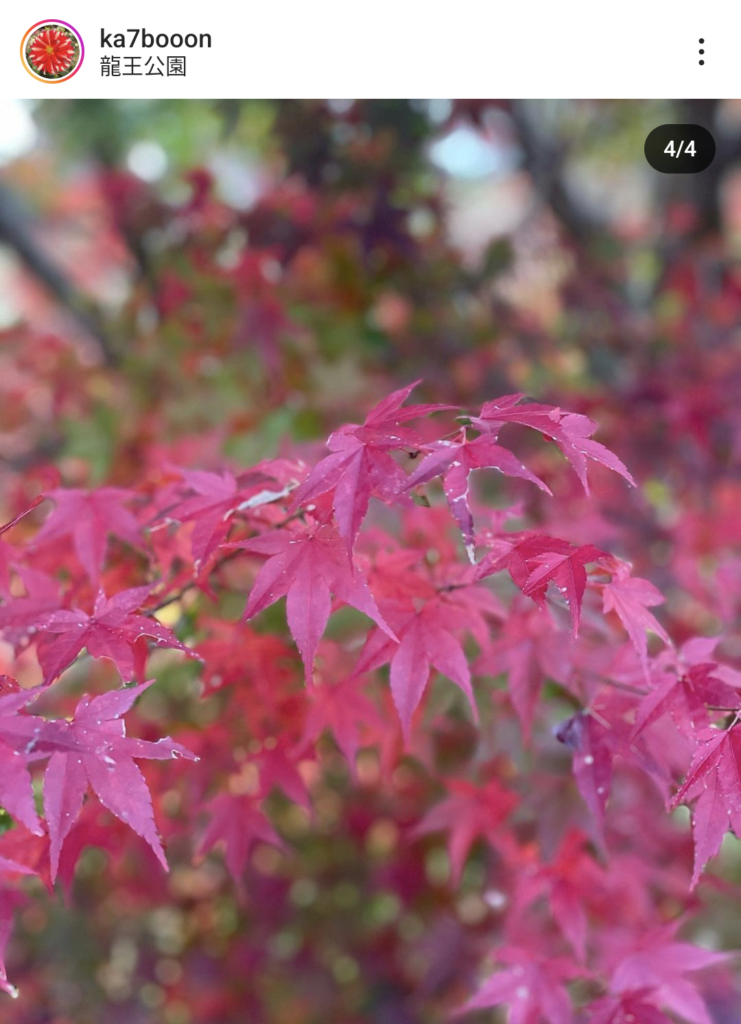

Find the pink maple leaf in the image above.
[
  {"left": 603, "top": 573, "right": 671, "bottom": 675},
  {"left": 299, "top": 675, "right": 386, "bottom": 774},
  {"left": 198, "top": 793, "right": 284, "bottom": 884},
  {"left": 632, "top": 663, "right": 741, "bottom": 742},
  {"left": 33, "top": 488, "right": 142, "bottom": 585},
  {"left": 354, "top": 595, "right": 481, "bottom": 741},
  {"left": 476, "top": 600, "right": 572, "bottom": 741},
  {"left": 556, "top": 710, "right": 613, "bottom": 839},
  {"left": 0, "top": 687, "right": 48, "bottom": 836},
  {"left": 513, "top": 830, "right": 606, "bottom": 961},
  {"left": 403, "top": 429, "right": 550, "bottom": 561},
  {"left": 607, "top": 924, "right": 727, "bottom": 1024},
  {"left": 241, "top": 522, "right": 395, "bottom": 682},
  {"left": 458, "top": 946, "right": 581, "bottom": 1024},
  {"left": 291, "top": 380, "right": 451, "bottom": 552},
  {"left": 34, "top": 585, "right": 197, "bottom": 684},
  {"left": 410, "top": 777, "right": 518, "bottom": 885},
  {"left": 43, "top": 681, "right": 196, "bottom": 881},
  {"left": 522, "top": 544, "right": 608, "bottom": 637},
  {"left": 167, "top": 467, "right": 290, "bottom": 570},
  {"left": 470, "top": 393, "right": 636, "bottom": 493},
  {"left": 672, "top": 722, "right": 741, "bottom": 887}
]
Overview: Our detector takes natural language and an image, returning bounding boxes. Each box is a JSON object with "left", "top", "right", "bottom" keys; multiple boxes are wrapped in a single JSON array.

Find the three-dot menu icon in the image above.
[{"left": 699, "top": 38, "right": 705, "bottom": 65}]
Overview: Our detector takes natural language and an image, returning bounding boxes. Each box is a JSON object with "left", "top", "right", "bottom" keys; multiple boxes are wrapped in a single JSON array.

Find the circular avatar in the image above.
[{"left": 21, "top": 21, "right": 84, "bottom": 83}]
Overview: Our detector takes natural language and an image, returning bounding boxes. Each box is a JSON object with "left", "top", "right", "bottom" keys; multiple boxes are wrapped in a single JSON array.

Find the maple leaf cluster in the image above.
[{"left": 0, "top": 375, "right": 736, "bottom": 1021}]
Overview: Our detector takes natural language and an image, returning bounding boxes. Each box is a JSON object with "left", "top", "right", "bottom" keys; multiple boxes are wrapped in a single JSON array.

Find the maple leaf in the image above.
[
  {"left": 458, "top": 947, "right": 579, "bottom": 1024},
  {"left": 671, "top": 722, "right": 741, "bottom": 887},
  {"left": 33, "top": 585, "right": 197, "bottom": 684},
  {"left": 33, "top": 488, "right": 142, "bottom": 585},
  {"left": 410, "top": 778, "right": 518, "bottom": 884},
  {"left": 42, "top": 681, "right": 196, "bottom": 881},
  {"left": 403, "top": 429, "right": 550, "bottom": 561},
  {"left": 299, "top": 675, "right": 386, "bottom": 772},
  {"left": 0, "top": 843, "right": 42, "bottom": 997},
  {"left": 556, "top": 711, "right": 613, "bottom": 838},
  {"left": 632, "top": 663, "right": 741, "bottom": 742},
  {"left": 354, "top": 594, "right": 482, "bottom": 741},
  {"left": 167, "top": 467, "right": 290, "bottom": 570},
  {"left": 607, "top": 924, "right": 727, "bottom": 1024},
  {"left": 0, "top": 568, "right": 62, "bottom": 650},
  {"left": 476, "top": 601, "right": 572, "bottom": 741},
  {"left": 197, "top": 621, "right": 296, "bottom": 692},
  {"left": 602, "top": 574, "right": 671, "bottom": 675},
  {"left": 475, "top": 532, "right": 574, "bottom": 588},
  {"left": 0, "top": 543, "right": 14, "bottom": 602},
  {"left": 587, "top": 995, "right": 684, "bottom": 1024},
  {"left": 470, "top": 393, "right": 636, "bottom": 493},
  {"left": 241, "top": 523, "right": 395, "bottom": 682},
  {"left": 0, "top": 688, "right": 46, "bottom": 836},
  {"left": 198, "top": 793, "right": 284, "bottom": 884},
  {"left": 256, "top": 743, "right": 311, "bottom": 811},
  {"left": 514, "top": 831, "right": 605, "bottom": 960},
  {"left": 290, "top": 380, "right": 450, "bottom": 552},
  {"left": 0, "top": 887, "right": 24, "bottom": 999},
  {"left": 522, "top": 544, "right": 607, "bottom": 637},
  {"left": 52, "top": 801, "right": 140, "bottom": 897}
]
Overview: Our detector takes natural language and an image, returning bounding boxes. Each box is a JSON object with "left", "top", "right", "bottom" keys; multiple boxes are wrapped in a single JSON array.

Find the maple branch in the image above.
[
  {"left": 0, "top": 182, "right": 119, "bottom": 366},
  {"left": 509, "top": 100, "right": 597, "bottom": 244},
  {"left": 436, "top": 582, "right": 470, "bottom": 593},
  {"left": 146, "top": 509, "right": 306, "bottom": 615},
  {"left": 148, "top": 549, "right": 243, "bottom": 614}
]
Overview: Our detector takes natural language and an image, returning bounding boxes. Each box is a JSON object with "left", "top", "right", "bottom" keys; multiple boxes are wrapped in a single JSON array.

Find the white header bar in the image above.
[{"left": 0, "top": 0, "right": 738, "bottom": 99}]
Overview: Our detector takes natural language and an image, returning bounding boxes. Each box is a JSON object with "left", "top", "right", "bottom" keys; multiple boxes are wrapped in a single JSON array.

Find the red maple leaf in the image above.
[
  {"left": 556, "top": 710, "right": 613, "bottom": 838},
  {"left": 458, "top": 946, "right": 581, "bottom": 1024},
  {"left": 476, "top": 601, "right": 572, "bottom": 741},
  {"left": 632, "top": 663, "right": 741, "bottom": 742},
  {"left": 54, "top": 801, "right": 140, "bottom": 897},
  {"left": 0, "top": 568, "right": 62, "bottom": 655},
  {"left": 0, "top": 830, "right": 44, "bottom": 997},
  {"left": 403, "top": 429, "right": 550, "bottom": 560},
  {"left": 196, "top": 620, "right": 296, "bottom": 692},
  {"left": 587, "top": 995, "right": 685, "bottom": 1024},
  {"left": 198, "top": 793, "right": 284, "bottom": 884},
  {"left": 475, "top": 532, "right": 575, "bottom": 591},
  {"left": 256, "top": 743, "right": 311, "bottom": 811},
  {"left": 34, "top": 585, "right": 197, "bottom": 684},
  {"left": 410, "top": 777, "right": 518, "bottom": 884},
  {"left": 241, "top": 522, "right": 395, "bottom": 682},
  {"left": 299, "top": 675, "right": 386, "bottom": 773},
  {"left": 522, "top": 544, "right": 607, "bottom": 637},
  {"left": 672, "top": 722, "right": 741, "bottom": 887},
  {"left": 43, "top": 681, "right": 196, "bottom": 880},
  {"left": 602, "top": 573, "right": 671, "bottom": 675},
  {"left": 0, "top": 887, "right": 25, "bottom": 998},
  {"left": 290, "top": 380, "right": 450, "bottom": 552},
  {"left": 166, "top": 466, "right": 292, "bottom": 570},
  {"left": 354, "top": 594, "right": 482, "bottom": 740},
  {"left": 606, "top": 924, "right": 727, "bottom": 1024},
  {"left": 514, "top": 830, "right": 606, "bottom": 960},
  {"left": 470, "top": 393, "right": 636, "bottom": 493},
  {"left": 0, "top": 687, "right": 49, "bottom": 837},
  {"left": 33, "top": 488, "right": 142, "bottom": 585}
]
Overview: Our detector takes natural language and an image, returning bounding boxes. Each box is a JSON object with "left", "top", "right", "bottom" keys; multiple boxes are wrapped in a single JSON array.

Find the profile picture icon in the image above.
[{"left": 21, "top": 20, "right": 84, "bottom": 83}]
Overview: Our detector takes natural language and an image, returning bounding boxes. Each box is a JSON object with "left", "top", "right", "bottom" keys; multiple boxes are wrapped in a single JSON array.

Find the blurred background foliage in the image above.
[{"left": 2, "top": 98, "right": 741, "bottom": 1022}]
